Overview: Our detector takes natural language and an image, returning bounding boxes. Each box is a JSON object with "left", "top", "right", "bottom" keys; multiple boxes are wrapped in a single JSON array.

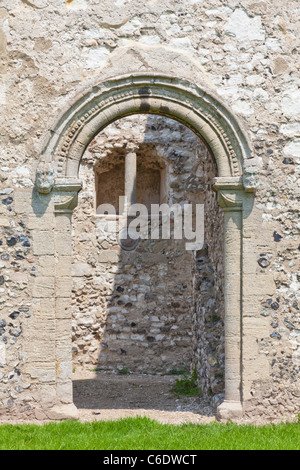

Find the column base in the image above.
[
  {"left": 217, "top": 400, "right": 243, "bottom": 422},
  {"left": 46, "top": 403, "right": 79, "bottom": 421}
]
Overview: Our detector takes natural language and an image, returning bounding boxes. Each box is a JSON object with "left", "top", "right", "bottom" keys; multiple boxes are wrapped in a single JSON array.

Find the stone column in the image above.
[
  {"left": 49, "top": 179, "right": 82, "bottom": 420},
  {"left": 214, "top": 178, "right": 244, "bottom": 420},
  {"left": 124, "top": 148, "right": 137, "bottom": 209},
  {"left": 220, "top": 207, "right": 243, "bottom": 417},
  {"left": 120, "top": 147, "right": 137, "bottom": 242}
]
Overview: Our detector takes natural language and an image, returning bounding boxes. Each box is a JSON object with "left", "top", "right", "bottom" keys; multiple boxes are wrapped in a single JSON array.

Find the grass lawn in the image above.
[{"left": 0, "top": 417, "right": 299, "bottom": 450}]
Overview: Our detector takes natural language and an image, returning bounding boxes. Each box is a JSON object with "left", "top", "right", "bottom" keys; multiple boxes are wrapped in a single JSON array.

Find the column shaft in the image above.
[
  {"left": 125, "top": 150, "right": 137, "bottom": 207},
  {"left": 223, "top": 208, "right": 242, "bottom": 404}
]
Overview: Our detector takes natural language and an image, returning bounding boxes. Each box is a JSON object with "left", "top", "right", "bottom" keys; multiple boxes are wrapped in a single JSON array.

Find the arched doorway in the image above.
[{"left": 34, "top": 74, "right": 257, "bottom": 420}]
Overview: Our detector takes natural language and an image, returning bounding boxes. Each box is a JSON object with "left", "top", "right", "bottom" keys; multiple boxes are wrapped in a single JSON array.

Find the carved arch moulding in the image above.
[{"left": 36, "top": 73, "right": 258, "bottom": 194}]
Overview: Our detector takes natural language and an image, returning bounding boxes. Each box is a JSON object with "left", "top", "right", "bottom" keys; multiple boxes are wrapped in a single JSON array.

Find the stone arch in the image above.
[
  {"left": 39, "top": 73, "right": 253, "bottom": 183},
  {"left": 35, "top": 73, "right": 258, "bottom": 421}
]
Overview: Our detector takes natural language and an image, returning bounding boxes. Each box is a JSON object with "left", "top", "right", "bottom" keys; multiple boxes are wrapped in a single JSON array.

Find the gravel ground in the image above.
[
  {"left": 72, "top": 369, "right": 216, "bottom": 425},
  {"left": 0, "top": 370, "right": 217, "bottom": 425}
]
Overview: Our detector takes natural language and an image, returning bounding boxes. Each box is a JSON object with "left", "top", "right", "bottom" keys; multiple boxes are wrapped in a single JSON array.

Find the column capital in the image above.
[
  {"left": 125, "top": 143, "right": 139, "bottom": 155},
  {"left": 53, "top": 178, "right": 82, "bottom": 214},
  {"left": 213, "top": 177, "right": 245, "bottom": 211},
  {"left": 54, "top": 177, "right": 83, "bottom": 193}
]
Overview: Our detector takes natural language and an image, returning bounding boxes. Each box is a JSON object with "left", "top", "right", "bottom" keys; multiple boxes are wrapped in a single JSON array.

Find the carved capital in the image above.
[
  {"left": 213, "top": 177, "right": 244, "bottom": 211},
  {"left": 53, "top": 178, "right": 82, "bottom": 214}
]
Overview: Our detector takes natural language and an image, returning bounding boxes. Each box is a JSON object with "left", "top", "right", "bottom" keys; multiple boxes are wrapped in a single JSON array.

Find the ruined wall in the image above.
[
  {"left": 191, "top": 146, "right": 225, "bottom": 403},
  {"left": 71, "top": 115, "right": 223, "bottom": 383},
  {"left": 0, "top": 192, "right": 34, "bottom": 414},
  {"left": 0, "top": 0, "right": 299, "bottom": 421}
]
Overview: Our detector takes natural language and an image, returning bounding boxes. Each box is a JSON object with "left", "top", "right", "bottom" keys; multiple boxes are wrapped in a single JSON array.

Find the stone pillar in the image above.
[
  {"left": 47, "top": 179, "right": 82, "bottom": 420},
  {"left": 214, "top": 177, "right": 245, "bottom": 421},
  {"left": 124, "top": 148, "right": 137, "bottom": 208},
  {"left": 220, "top": 207, "right": 243, "bottom": 417}
]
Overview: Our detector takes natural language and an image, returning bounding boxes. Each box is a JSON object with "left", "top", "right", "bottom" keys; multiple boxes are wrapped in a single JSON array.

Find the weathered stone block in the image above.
[
  {"left": 71, "top": 262, "right": 92, "bottom": 277},
  {"left": 56, "top": 257, "right": 72, "bottom": 277},
  {"left": 55, "top": 214, "right": 72, "bottom": 233},
  {"left": 98, "top": 250, "right": 120, "bottom": 263},
  {"left": 32, "top": 298, "right": 56, "bottom": 319},
  {"left": 27, "top": 215, "right": 55, "bottom": 231},
  {"left": 56, "top": 277, "right": 73, "bottom": 298},
  {"left": 33, "top": 232, "right": 55, "bottom": 256},
  {"left": 32, "top": 277, "right": 55, "bottom": 298},
  {"left": 36, "top": 256, "right": 56, "bottom": 277},
  {"left": 55, "top": 297, "right": 71, "bottom": 319},
  {"left": 55, "top": 233, "right": 73, "bottom": 256}
]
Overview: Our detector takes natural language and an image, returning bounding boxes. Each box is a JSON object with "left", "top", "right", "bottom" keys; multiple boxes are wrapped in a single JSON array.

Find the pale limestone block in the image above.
[
  {"left": 55, "top": 214, "right": 72, "bottom": 233},
  {"left": 36, "top": 256, "right": 56, "bottom": 277},
  {"left": 243, "top": 357, "right": 270, "bottom": 388},
  {"left": 10, "top": 272, "right": 29, "bottom": 283},
  {"left": 66, "top": 0, "right": 88, "bottom": 11},
  {"left": 243, "top": 315, "right": 269, "bottom": 333},
  {"left": 55, "top": 232, "right": 72, "bottom": 256},
  {"left": 56, "top": 360, "right": 72, "bottom": 383},
  {"left": 25, "top": 362, "right": 56, "bottom": 383},
  {"left": 55, "top": 340, "right": 72, "bottom": 362},
  {"left": 98, "top": 250, "right": 120, "bottom": 263},
  {"left": 243, "top": 251, "right": 259, "bottom": 275},
  {"left": 56, "top": 381, "right": 73, "bottom": 405},
  {"left": 14, "top": 189, "right": 34, "bottom": 215},
  {"left": 33, "top": 231, "right": 55, "bottom": 256},
  {"left": 32, "top": 277, "right": 55, "bottom": 298},
  {"left": 24, "top": 318, "right": 56, "bottom": 338},
  {"left": 23, "top": 340, "right": 56, "bottom": 363},
  {"left": 33, "top": 384, "right": 57, "bottom": 408},
  {"left": 0, "top": 217, "right": 10, "bottom": 227},
  {"left": 55, "top": 297, "right": 71, "bottom": 319},
  {"left": 283, "top": 139, "right": 300, "bottom": 158},
  {"left": 244, "top": 272, "right": 276, "bottom": 298},
  {"left": 23, "top": 319, "right": 56, "bottom": 363},
  {"left": 71, "top": 262, "right": 92, "bottom": 277},
  {"left": 27, "top": 215, "right": 55, "bottom": 231},
  {"left": 281, "top": 88, "right": 300, "bottom": 117},
  {"left": 32, "top": 298, "right": 55, "bottom": 319},
  {"left": 0, "top": 342, "right": 6, "bottom": 365},
  {"left": 55, "top": 277, "right": 73, "bottom": 298},
  {"left": 47, "top": 403, "right": 79, "bottom": 420},
  {"left": 232, "top": 99, "right": 254, "bottom": 116},
  {"left": 56, "top": 319, "right": 72, "bottom": 340},
  {"left": 242, "top": 295, "right": 261, "bottom": 317},
  {"left": 56, "top": 257, "right": 72, "bottom": 277},
  {"left": 86, "top": 47, "right": 110, "bottom": 70},
  {"left": 224, "top": 9, "right": 265, "bottom": 42},
  {"left": 0, "top": 77, "right": 6, "bottom": 105},
  {"left": 280, "top": 122, "right": 300, "bottom": 137}
]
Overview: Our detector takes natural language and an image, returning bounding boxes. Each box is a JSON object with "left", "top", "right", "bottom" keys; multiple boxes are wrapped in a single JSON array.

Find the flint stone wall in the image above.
[
  {"left": 0, "top": 0, "right": 299, "bottom": 422},
  {"left": 72, "top": 115, "right": 224, "bottom": 396}
]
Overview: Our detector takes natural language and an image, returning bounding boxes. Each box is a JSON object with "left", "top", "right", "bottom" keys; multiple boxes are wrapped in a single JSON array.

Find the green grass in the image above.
[
  {"left": 0, "top": 417, "right": 299, "bottom": 450},
  {"left": 171, "top": 368, "right": 202, "bottom": 397}
]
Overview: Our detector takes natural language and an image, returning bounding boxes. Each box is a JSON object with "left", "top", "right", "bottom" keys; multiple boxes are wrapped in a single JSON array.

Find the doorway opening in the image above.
[{"left": 71, "top": 114, "right": 224, "bottom": 413}]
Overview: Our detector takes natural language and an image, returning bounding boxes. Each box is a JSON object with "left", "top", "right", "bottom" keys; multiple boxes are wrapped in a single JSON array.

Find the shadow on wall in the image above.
[{"left": 71, "top": 113, "right": 225, "bottom": 408}]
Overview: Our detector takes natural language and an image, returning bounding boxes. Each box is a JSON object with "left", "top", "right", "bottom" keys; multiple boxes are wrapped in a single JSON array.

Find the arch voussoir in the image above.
[{"left": 40, "top": 74, "right": 252, "bottom": 184}]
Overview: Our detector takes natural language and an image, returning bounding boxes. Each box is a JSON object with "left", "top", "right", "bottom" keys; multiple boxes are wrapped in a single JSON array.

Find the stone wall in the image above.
[
  {"left": 0, "top": 0, "right": 299, "bottom": 422},
  {"left": 0, "top": 189, "right": 34, "bottom": 414},
  {"left": 71, "top": 115, "right": 224, "bottom": 385}
]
